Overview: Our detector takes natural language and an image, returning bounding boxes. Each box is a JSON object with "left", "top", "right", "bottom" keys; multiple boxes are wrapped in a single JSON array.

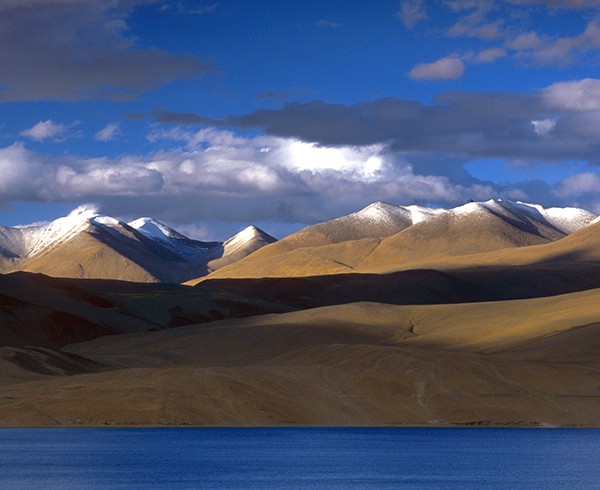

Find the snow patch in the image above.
[
  {"left": 20, "top": 205, "right": 99, "bottom": 257},
  {"left": 404, "top": 205, "right": 444, "bottom": 224},
  {"left": 128, "top": 217, "right": 181, "bottom": 241},
  {"left": 356, "top": 202, "right": 407, "bottom": 222},
  {"left": 223, "top": 226, "right": 262, "bottom": 255},
  {"left": 515, "top": 201, "right": 597, "bottom": 233},
  {"left": 91, "top": 216, "right": 121, "bottom": 227}
]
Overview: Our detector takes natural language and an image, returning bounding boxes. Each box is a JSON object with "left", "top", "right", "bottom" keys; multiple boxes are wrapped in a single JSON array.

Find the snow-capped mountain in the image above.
[
  {"left": 275, "top": 201, "right": 444, "bottom": 251},
  {"left": 450, "top": 199, "right": 596, "bottom": 235},
  {"left": 206, "top": 225, "right": 277, "bottom": 273},
  {"left": 0, "top": 207, "right": 276, "bottom": 283},
  {"left": 1, "top": 199, "right": 597, "bottom": 283},
  {"left": 200, "top": 198, "right": 599, "bottom": 281},
  {"left": 355, "top": 198, "right": 598, "bottom": 274}
]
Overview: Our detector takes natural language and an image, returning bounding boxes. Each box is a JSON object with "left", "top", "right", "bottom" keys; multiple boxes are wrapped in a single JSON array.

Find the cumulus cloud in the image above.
[
  {"left": 95, "top": 123, "right": 121, "bottom": 142},
  {"left": 408, "top": 57, "right": 465, "bottom": 80},
  {"left": 0, "top": 142, "right": 164, "bottom": 203},
  {"left": 449, "top": 20, "right": 503, "bottom": 40},
  {"left": 0, "top": 0, "right": 209, "bottom": 101},
  {"left": 523, "top": 21, "right": 600, "bottom": 66},
  {"left": 554, "top": 172, "right": 600, "bottom": 198},
  {"left": 4, "top": 122, "right": 600, "bottom": 231},
  {"left": 542, "top": 78, "right": 600, "bottom": 111},
  {"left": 0, "top": 130, "right": 509, "bottom": 226},
  {"left": 20, "top": 120, "right": 68, "bottom": 141}
]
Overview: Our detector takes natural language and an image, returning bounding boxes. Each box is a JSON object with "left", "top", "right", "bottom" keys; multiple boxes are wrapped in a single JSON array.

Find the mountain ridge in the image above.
[
  {"left": 0, "top": 207, "right": 276, "bottom": 283},
  {"left": 196, "top": 198, "right": 597, "bottom": 282}
]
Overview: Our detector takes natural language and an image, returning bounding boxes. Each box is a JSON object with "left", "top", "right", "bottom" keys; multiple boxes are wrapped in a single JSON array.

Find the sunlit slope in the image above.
[
  {"left": 0, "top": 208, "right": 276, "bottom": 283},
  {"left": 66, "top": 289, "right": 600, "bottom": 364},
  {"left": 18, "top": 227, "right": 161, "bottom": 282},
  {"left": 277, "top": 202, "right": 440, "bottom": 248},
  {"left": 359, "top": 212, "right": 600, "bottom": 273},
  {"left": 206, "top": 226, "right": 276, "bottom": 273},
  {"left": 189, "top": 202, "right": 438, "bottom": 282},
  {"left": 196, "top": 200, "right": 596, "bottom": 281}
]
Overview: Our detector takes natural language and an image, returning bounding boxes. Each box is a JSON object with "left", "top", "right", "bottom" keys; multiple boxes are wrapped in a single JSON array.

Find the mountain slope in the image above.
[
  {"left": 206, "top": 226, "right": 277, "bottom": 273},
  {"left": 0, "top": 208, "right": 276, "bottom": 283},
  {"left": 196, "top": 199, "right": 596, "bottom": 281},
  {"left": 356, "top": 199, "right": 590, "bottom": 272},
  {"left": 281, "top": 202, "right": 441, "bottom": 249}
]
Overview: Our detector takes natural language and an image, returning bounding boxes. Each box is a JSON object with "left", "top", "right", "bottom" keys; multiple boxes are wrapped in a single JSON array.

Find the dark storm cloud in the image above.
[
  {"left": 153, "top": 109, "right": 214, "bottom": 125},
  {"left": 0, "top": 0, "right": 210, "bottom": 101},
  {"left": 184, "top": 90, "right": 600, "bottom": 164}
]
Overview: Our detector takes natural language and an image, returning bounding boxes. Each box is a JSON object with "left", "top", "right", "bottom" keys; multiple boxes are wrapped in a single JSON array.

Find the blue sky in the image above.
[{"left": 2, "top": 0, "right": 600, "bottom": 239}]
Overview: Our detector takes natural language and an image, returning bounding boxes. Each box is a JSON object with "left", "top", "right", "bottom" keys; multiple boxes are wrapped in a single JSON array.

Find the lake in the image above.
[{"left": 0, "top": 428, "right": 598, "bottom": 489}]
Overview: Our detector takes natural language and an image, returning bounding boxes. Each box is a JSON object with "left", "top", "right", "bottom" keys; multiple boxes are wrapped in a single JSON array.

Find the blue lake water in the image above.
[{"left": 0, "top": 428, "right": 598, "bottom": 489}]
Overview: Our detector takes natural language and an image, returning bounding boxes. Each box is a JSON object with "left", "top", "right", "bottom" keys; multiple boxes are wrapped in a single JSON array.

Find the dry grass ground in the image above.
[{"left": 0, "top": 290, "right": 599, "bottom": 426}]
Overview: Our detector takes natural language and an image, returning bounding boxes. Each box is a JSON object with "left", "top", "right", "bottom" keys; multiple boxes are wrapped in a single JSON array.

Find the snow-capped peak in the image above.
[
  {"left": 128, "top": 217, "right": 185, "bottom": 242},
  {"left": 223, "top": 225, "right": 274, "bottom": 254},
  {"left": 404, "top": 205, "right": 444, "bottom": 224},
  {"left": 447, "top": 199, "right": 597, "bottom": 234},
  {"left": 514, "top": 201, "right": 597, "bottom": 234},
  {"left": 19, "top": 205, "right": 100, "bottom": 257},
  {"left": 356, "top": 202, "right": 408, "bottom": 222}
]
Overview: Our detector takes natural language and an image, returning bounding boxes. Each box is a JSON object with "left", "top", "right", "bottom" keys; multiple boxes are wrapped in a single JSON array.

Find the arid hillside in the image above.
[{"left": 1, "top": 199, "right": 600, "bottom": 426}]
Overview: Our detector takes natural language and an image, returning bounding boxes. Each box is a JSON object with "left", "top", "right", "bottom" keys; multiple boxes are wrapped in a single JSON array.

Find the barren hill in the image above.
[
  {"left": 196, "top": 199, "right": 596, "bottom": 281},
  {"left": 0, "top": 208, "right": 276, "bottom": 283}
]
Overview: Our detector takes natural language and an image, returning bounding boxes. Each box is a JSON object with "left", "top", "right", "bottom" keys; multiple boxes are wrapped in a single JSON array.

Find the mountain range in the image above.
[
  {"left": 195, "top": 198, "right": 597, "bottom": 281},
  {"left": 2, "top": 198, "right": 600, "bottom": 427},
  {"left": 0, "top": 198, "right": 595, "bottom": 284},
  {"left": 0, "top": 206, "right": 276, "bottom": 283}
]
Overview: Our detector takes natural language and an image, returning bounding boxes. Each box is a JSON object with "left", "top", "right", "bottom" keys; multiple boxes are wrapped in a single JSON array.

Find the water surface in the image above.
[{"left": 0, "top": 428, "right": 598, "bottom": 489}]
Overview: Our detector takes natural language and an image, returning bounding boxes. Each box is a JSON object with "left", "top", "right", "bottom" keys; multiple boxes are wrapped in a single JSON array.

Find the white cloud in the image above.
[
  {"left": 507, "top": 32, "right": 545, "bottom": 51},
  {"left": 408, "top": 57, "right": 465, "bottom": 80},
  {"left": 0, "top": 129, "right": 510, "bottom": 224},
  {"left": 0, "top": 142, "right": 163, "bottom": 203},
  {"left": 413, "top": 2, "right": 600, "bottom": 70},
  {"left": 95, "top": 122, "right": 120, "bottom": 142},
  {"left": 449, "top": 20, "right": 502, "bottom": 40},
  {"left": 554, "top": 172, "right": 600, "bottom": 198},
  {"left": 398, "top": 0, "right": 428, "bottom": 28},
  {"left": 470, "top": 47, "right": 507, "bottom": 63},
  {"left": 507, "top": 21, "right": 600, "bottom": 66},
  {"left": 542, "top": 78, "right": 600, "bottom": 111},
  {"left": 20, "top": 120, "right": 67, "bottom": 141},
  {"left": 531, "top": 118, "right": 557, "bottom": 136}
]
